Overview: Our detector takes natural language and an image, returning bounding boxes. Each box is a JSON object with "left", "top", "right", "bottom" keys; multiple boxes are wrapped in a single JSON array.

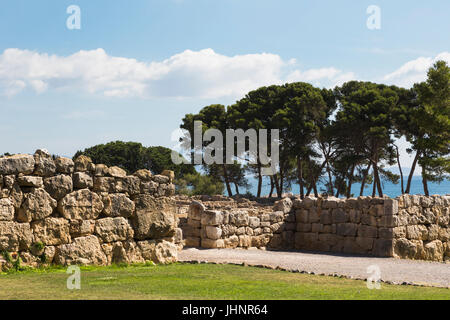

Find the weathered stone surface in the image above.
[
  {"left": 132, "top": 195, "right": 177, "bottom": 240},
  {"left": 184, "top": 237, "right": 201, "bottom": 247},
  {"left": 161, "top": 170, "right": 175, "bottom": 182},
  {"left": 201, "top": 210, "right": 223, "bottom": 226},
  {"left": 134, "top": 169, "right": 152, "bottom": 181},
  {"left": 17, "top": 188, "right": 57, "bottom": 222},
  {"left": 74, "top": 155, "right": 93, "bottom": 172},
  {"left": 54, "top": 235, "right": 107, "bottom": 266},
  {"left": 0, "top": 198, "right": 14, "bottom": 221},
  {"left": 153, "top": 240, "right": 178, "bottom": 264},
  {"left": 153, "top": 175, "right": 170, "bottom": 184},
  {"left": 93, "top": 177, "right": 116, "bottom": 193},
  {"left": 188, "top": 201, "right": 205, "bottom": 221},
  {"left": 55, "top": 157, "right": 74, "bottom": 174},
  {"left": 69, "top": 219, "right": 95, "bottom": 238},
  {"left": 33, "top": 149, "right": 56, "bottom": 177},
  {"left": 95, "top": 217, "right": 134, "bottom": 243},
  {"left": 44, "top": 174, "right": 73, "bottom": 200},
  {"left": 58, "top": 189, "right": 104, "bottom": 220},
  {"left": 17, "top": 175, "right": 43, "bottom": 188},
  {"left": 274, "top": 197, "right": 292, "bottom": 214},
  {"left": 248, "top": 217, "right": 260, "bottom": 228},
  {"left": 423, "top": 240, "right": 444, "bottom": 261},
  {"left": 73, "top": 172, "right": 93, "bottom": 189},
  {"left": 107, "top": 166, "right": 127, "bottom": 178},
  {"left": 31, "top": 217, "right": 71, "bottom": 246},
  {"left": 94, "top": 164, "right": 108, "bottom": 177},
  {"left": 201, "top": 238, "right": 225, "bottom": 249},
  {"left": 102, "top": 193, "right": 135, "bottom": 218},
  {"left": 205, "top": 226, "right": 222, "bottom": 240},
  {"left": 44, "top": 245, "right": 56, "bottom": 264},
  {"left": 0, "top": 221, "right": 33, "bottom": 251},
  {"left": 0, "top": 154, "right": 35, "bottom": 175}
]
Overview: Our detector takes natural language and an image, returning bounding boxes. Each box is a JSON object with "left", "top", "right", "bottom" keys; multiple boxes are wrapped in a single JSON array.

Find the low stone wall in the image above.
[
  {"left": 181, "top": 195, "right": 450, "bottom": 262},
  {"left": 0, "top": 150, "right": 181, "bottom": 271}
]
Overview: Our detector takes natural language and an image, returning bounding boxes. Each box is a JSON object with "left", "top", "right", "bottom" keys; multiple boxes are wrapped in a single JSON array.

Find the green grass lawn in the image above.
[{"left": 0, "top": 263, "right": 448, "bottom": 300}]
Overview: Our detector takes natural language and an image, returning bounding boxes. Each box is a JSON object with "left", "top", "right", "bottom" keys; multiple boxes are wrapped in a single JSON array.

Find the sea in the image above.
[{"left": 245, "top": 176, "right": 449, "bottom": 198}]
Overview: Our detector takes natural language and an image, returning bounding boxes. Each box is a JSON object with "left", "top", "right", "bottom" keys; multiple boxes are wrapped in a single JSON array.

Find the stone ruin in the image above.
[
  {"left": 0, "top": 150, "right": 182, "bottom": 271},
  {"left": 1, "top": 150, "right": 448, "bottom": 271},
  {"left": 179, "top": 194, "right": 450, "bottom": 262}
]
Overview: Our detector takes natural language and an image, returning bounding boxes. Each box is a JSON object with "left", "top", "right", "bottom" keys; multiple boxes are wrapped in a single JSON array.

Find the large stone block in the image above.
[
  {"left": 95, "top": 217, "right": 134, "bottom": 243},
  {"left": 54, "top": 157, "right": 74, "bottom": 174},
  {"left": 132, "top": 195, "right": 177, "bottom": 240},
  {"left": 44, "top": 174, "right": 73, "bottom": 200},
  {"left": 373, "top": 239, "right": 394, "bottom": 257},
  {"left": 58, "top": 189, "right": 104, "bottom": 220},
  {"left": 0, "top": 154, "right": 35, "bottom": 175},
  {"left": 336, "top": 223, "right": 357, "bottom": 237},
  {"left": 201, "top": 238, "right": 225, "bottom": 249},
  {"left": 17, "top": 188, "right": 57, "bottom": 222},
  {"left": 74, "top": 155, "right": 93, "bottom": 173},
  {"left": 54, "top": 235, "right": 107, "bottom": 266},
  {"left": 274, "top": 197, "right": 292, "bottom": 214},
  {"left": 201, "top": 210, "right": 223, "bottom": 226},
  {"left": 188, "top": 201, "right": 205, "bottom": 221},
  {"left": 33, "top": 149, "right": 56, "bottom": 177},
  {"left": 17, "top": 175, "right": 43, "bottom": 188},
  {"left": 73, "top": 172, "right": 93, "bottom": 189},
  {"left": 0, "top": 198, "right": 14, "bottom": 221},
  {"left": 69, "top": 219, "right": 95, "bottom": 238},
  {"left": 357, "top": 225, "right": 378, "bottom": 238},
  {"left": 31, "top": 217, "right": 71, "bottom": 246},
  {"left": 102, "top": 193, "right": 135, "bottom": 218},
  {"left": 0, "top": 221, "right": 33, "bottom": 251},
  {"left": 332, "top": 208, "right": 348, "bottom": 224},
  {"left": 205, "top": 226, "right": 222, "bottom": 240}
]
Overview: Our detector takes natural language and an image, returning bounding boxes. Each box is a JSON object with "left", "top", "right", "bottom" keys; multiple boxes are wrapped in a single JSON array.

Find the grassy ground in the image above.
[{"left": 0, "top": 263, "right": 448, "bottom": 300}]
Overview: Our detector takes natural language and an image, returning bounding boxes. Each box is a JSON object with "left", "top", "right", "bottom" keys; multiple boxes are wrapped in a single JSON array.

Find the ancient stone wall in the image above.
[
  {"left": 0, "top": 150, "right": 181, "bottom": 271},
  {"left": 182, "top": 195, "right": 450, "bottom": 262}
]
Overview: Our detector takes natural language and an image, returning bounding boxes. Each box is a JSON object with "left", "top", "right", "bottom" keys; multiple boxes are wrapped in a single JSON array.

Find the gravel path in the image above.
[{"left": 179, "top": 248, "right": 450, "bottom": 288}]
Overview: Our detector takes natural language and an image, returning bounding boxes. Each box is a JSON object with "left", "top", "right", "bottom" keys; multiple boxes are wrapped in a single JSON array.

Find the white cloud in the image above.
[
  {"left": 0, "top": 48, "right": 354, "bottom": 99},
  {"left": 5, "top": 48, "right": 447, "bottom": 99},
  {"left": 383, "top": 52, "right": 450, "bottom": 88},
  {"left": 286, "top": 67, "right": 356, "bottom": 88}
]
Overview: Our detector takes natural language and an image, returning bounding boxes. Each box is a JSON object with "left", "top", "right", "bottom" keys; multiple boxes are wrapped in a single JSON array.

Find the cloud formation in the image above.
[
  {"left": 383, "top": 52, "right": 450, "bottom": 88},
  {"left": 1, "top": 48, "right": 449, "bottom": 99},
  {"left": 0, "top": 48, "right": 354, "bottom": 99}
]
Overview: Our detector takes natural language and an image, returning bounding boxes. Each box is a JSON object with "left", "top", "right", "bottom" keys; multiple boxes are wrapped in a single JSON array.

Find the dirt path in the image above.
[{"left": 179, "top": 248, "right": 450, "bottom": 288}]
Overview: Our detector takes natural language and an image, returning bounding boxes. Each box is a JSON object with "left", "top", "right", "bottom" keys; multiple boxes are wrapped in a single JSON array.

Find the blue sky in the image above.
[{"left": 0, "top": 0, "right": 449, "bottom": 168}]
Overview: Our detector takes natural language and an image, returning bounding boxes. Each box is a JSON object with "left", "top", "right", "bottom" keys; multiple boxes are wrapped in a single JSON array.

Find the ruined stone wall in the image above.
[
  {"left": 182, "top": 197, "right": 293, "bottom": 250},
  {"left": 0, "top": 150, "right": 181, "bottom": 271},
  {"left": 182, "top": 195, "right": 450, "bottom": 262}
]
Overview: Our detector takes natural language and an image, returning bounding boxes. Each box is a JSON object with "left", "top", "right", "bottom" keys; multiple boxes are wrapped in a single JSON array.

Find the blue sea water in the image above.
[{"left": 245, "top": 176, "right": 449, "bottom": 198}]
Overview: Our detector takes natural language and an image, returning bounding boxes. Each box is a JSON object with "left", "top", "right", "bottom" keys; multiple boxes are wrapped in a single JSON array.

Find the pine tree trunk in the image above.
[
  {"left": 405, "top": 152, "right": 420, "bottom": 194},
  {"left": 395, "top": 145, "right": 404, "bottom": 194},
  {"left": 222, "top": 164, "right": 233, "bottom": 197},
  {"left": 373, "top": 163, "right": 383, "bottom": 197},
  {"left": 297, "top": 157, "right": 304, "bottom": 199},
  {"left": 421, "top": 166, "right": 429, "bottom": 196},
  {"left": 269, "top": 176, "right": 274, "bottom": 198},
  {"left": 360, "top": 162, "right": 372, "bottom": 196},
  {"left": 257, "top": 164, "right": 262, "bottom": 198},
  {"left": 346, "top": 164, "right": 356, "bottom": 198}
]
